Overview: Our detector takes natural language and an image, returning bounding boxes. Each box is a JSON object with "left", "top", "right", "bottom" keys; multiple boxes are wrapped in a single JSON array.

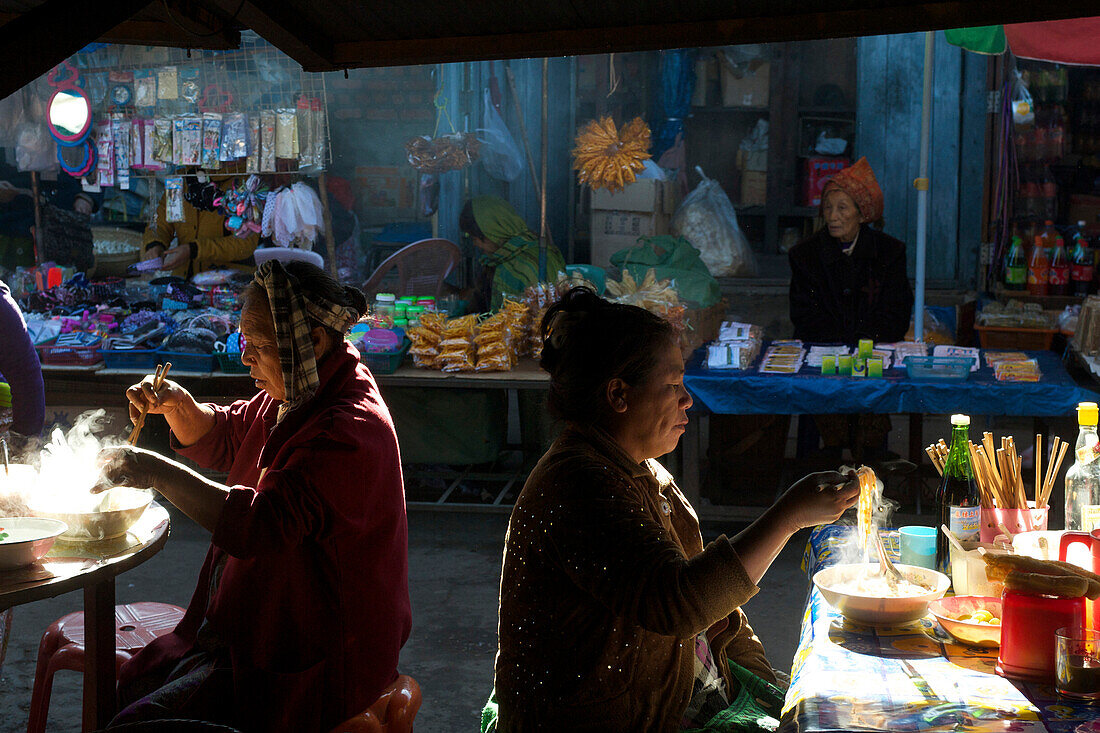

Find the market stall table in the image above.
[
  {"left": 0, "top": 502, "right": 170, "bottom": 730},
  {"left": 784, "top": 524, "right": 1100, "bottom": 733},
  {"left": 681, "top": 348, "right": 1100, "bottom": 509}
]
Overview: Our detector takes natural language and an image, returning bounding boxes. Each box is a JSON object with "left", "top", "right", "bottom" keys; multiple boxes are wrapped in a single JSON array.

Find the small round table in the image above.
[{"left": 0, "top": 502, "right": 170, "bottom": 730}]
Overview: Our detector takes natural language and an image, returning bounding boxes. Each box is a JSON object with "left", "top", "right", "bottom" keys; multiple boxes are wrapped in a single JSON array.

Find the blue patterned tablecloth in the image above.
[{"left": 784, "top": 525, "right": 1100, "bottom": 733}]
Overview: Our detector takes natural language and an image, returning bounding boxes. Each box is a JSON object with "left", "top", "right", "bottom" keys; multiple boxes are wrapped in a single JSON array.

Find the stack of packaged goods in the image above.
[
  {"left": 705, "top": 321, "right": 763, "bottom": 370},
  {"left": 438, "top": 315, "right": 479, "bottom": 373},
  {"left": 408, "top": 311, "right": 446, "bottom": 368},
  {"left": 524, "top": 282, "right": 561, "bottom": 360},
  {"left": 474, "top": 311, "right": 517, "bottom": 372}
]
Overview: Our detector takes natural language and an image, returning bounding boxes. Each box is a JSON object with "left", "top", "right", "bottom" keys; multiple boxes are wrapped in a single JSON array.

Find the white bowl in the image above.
[
  {"left": 30, "top": 487, "right": 154, "bottom": 541},
  {"left": 813, "top": 562, "right": 951, "bottom": 625},
  {"left": 0, "top": 517, "right": 68, "bottom": 569}
]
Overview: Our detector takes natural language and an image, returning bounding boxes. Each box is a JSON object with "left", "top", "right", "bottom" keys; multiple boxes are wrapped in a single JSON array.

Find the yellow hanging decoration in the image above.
[{"left": 571, "top": 116, "right": 652, "bottom": 193}]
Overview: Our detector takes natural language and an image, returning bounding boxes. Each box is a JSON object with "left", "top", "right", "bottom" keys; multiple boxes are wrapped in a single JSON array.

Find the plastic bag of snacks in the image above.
[
  {"left": 409, "top": 311, "right": 446, "bottom": 368},
  {"left": 438, "top": 314, "right": 479, "bottom": 372},
  {"left": 522, "top": 282, "right": 561, "bottom": 359},
  {"left": 475, "top": 312, "right": 516, "bottom": 372}
]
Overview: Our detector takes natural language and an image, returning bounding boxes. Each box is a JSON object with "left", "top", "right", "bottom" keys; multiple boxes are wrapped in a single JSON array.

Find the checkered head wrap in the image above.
[
  {"left": 822, "top": 156, "right": 884, "bottom": 223},
  {"left": 253, "top": 260, "right": 359, "bottom": 420}
]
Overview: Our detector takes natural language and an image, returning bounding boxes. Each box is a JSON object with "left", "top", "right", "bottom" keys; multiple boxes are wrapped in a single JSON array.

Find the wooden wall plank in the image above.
[
  {"left": 929, "top": 34, "right": 962, "bottom": 282},
  {"left": 958, "top": 48, "right": 990, "bottom": 289}
]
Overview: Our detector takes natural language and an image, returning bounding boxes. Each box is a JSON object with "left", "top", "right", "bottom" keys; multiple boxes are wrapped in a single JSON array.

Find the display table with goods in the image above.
[{"left": 785, "top": 523, "right": 1100, "bottom": 733}]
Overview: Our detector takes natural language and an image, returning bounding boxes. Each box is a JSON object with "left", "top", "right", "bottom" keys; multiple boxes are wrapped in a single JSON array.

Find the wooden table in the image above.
[{"left": 0, "top": 503, "right": 170, "bottom": 729}]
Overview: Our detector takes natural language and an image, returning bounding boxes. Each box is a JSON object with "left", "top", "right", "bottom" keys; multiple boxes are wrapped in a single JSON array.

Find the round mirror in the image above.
[
  {"left": 47, "top": 87, "right": 92, "bottom": 145},
  {"left": 56, "top": 139, "right": 96, "bottom": 178}
]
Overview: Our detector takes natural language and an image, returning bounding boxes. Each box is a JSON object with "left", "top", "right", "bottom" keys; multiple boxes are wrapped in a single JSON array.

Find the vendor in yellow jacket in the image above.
[{"left": 142, "top": 178, "right": 259, "bottom": 278}]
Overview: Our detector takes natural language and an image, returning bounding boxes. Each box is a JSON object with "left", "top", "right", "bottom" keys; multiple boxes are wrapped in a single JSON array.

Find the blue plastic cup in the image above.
[{"left": 899, "top": 526, "right": 938, "bottom": 570}]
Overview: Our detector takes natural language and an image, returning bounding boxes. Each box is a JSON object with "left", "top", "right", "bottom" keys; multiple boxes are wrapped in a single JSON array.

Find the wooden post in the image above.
[
  {"left": 505, "top": 65, "right": 555, "bottom": 252},
  {"left": 30, "top": 171, "right": 43, "bottom": 265},
  {"left": 316, "top": 172, "right": 338, "bottom": 278},
  {"left": 538, "top": 57, "right": 549, "bottom": 281}
]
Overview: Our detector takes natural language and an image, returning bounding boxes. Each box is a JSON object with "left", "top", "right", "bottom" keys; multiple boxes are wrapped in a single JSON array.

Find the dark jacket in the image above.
[
  {"left": 118, "top": 342, "right": 411, "bottom": 732},
  {"left": 0, "top": 279, "right": 44, "bottom": 435},
  {"left": 788, "top": 225, "right": 913, "bottom": 344},
  {"left": 494, "top": 424, "right": 772, "bottom": 732}
]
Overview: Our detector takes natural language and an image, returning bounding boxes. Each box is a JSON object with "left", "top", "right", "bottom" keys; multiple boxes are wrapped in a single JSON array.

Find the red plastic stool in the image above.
[
  {"left": 327, "top": 674, "right": 422, "bottom": 733},
  {"left": 27, "top": 601, "right": 185, "bottom": 733}
]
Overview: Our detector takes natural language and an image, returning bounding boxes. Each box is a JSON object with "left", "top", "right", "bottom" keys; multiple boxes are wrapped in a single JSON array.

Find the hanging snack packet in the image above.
[
  {"left": 275, "top": 108, "right": 298, "bottom": 160},
  {"left": 111, "top": 114, "right": 131, "bottom": 189},
  {"left": 312, "top": 98, "right": 326, "bottom": 170},
  {"left": 165, "top": 176, "right": 185, "bottom": 222},
  {"left": 152, "top": 117, "right": 173, "bottom": 162},
  {"left": 179, "top": 68, "right": 201, "bottom": 105},
  {"left": 220, "top": 112, "right": 248, "bottom": 161},
  {"left": 174, "top": 114, "right": 201, "bottom": 165},
  {"left": 157, "top": 66, "right": 179, "bottom": 100},
  {"left": 133, "top": 70, "right": 157, "bottom": 109},
  {"left": 296, "top": 96, "right": 313, "bottom": 168},
  {"left": 260, "top": 110, "right": 276, "bottom": 172},
  {"left": 201, "top": 112, "right": 222, "bottom": 170},
  {"left": 142, "top": 119, "right": 163, "bottom": 170},
  {"left": 247, "top": 115, "right": 260, "bottom": 172},
  {"left": 130, "top": 119, "right": 144, "bottom": 169},
  {"left": 95, "top": 121, "right": 115, "bottom": 187}
]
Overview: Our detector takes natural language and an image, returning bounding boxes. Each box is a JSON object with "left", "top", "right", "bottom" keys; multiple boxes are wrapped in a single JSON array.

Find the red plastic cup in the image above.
[{"left": 998, "top": 590, "right": 1086, "bottom": 681}]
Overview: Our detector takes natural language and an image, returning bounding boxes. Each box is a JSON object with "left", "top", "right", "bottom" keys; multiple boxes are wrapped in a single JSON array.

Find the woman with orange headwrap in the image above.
[{"left": 788, "top": 158, "right": 913, "bottom": 462}]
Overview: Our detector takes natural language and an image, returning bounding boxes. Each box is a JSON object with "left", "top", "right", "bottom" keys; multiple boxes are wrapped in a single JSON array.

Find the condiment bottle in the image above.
[
  {"left": 936, "top": 414, "right": 980, "bottom": 575},
  {"left": 1066, "top": 402, "right": 1100, "bottom": 532}
]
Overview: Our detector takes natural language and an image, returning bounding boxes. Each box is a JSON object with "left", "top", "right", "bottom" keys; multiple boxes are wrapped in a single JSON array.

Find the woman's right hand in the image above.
[
  {"left": 776, "top": 469, "right": 860, "bottom": 531},
  {"left": 142, "top": 243, "right": 165, "bottom": 262},
  {"left": 125, "top": 376, "right": 192, "bottom": 425}
]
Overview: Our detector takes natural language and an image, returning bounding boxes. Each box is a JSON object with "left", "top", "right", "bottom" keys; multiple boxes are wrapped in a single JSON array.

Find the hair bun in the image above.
[{"left": 343, "top": 285, "right": 367, "bottom": 316}]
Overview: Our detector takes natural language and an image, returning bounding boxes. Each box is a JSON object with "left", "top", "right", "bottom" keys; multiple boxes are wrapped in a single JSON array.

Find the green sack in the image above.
[
  {"left": 684, "top": 660, "right": 785, "bottom": 733},
  {"left": 609, "top": 235, "right": 721, "bottom": 308}
]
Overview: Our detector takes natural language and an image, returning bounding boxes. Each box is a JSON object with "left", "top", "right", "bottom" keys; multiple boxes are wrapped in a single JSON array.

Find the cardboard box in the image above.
[
  {"left": 740, "top": 170, "right": 767, "bottom": 206},
  {"left": 720, "top": 59, "right": 770, "bottom": 108},
  {"left": 589, "top": 179, "right": 681, "bottom": 269},
  {"left": 801, "top": 157, "right": 850, "bottom": 208},
  {"left": 590, "top": 179, "right": 679, "bottom": 215},
  {"left": 590, "top": 211, "right": 672, "bottom": 269}
]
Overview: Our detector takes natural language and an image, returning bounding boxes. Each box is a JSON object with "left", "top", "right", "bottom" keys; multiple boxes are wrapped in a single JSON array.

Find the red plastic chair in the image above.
[
  {"left": 27, "top": 602, "right": 186, "bottom": 733},
  {"left": 328, "top": 674, "right": 422, "bottom": 733},
  {"left": 361, "top": 238, "right": 461, "bottom": 302}
]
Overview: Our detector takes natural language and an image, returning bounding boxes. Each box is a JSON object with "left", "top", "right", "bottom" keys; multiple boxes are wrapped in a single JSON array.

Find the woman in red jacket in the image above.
[{"left": 97, "top": 260, "right": 411, "bottom": 732}]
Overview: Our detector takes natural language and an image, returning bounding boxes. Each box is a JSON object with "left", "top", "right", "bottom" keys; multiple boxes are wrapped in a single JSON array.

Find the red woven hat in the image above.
[{"left": 822, "top": 157, "right": 883, "bottom": 223}]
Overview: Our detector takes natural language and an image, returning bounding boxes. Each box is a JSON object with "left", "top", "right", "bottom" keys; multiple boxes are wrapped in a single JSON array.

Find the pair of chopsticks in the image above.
[
  {"left": 128, "top": 362, "right": 171, "bottom": 447},
  {"left": 1035, "top": 434, "right": 1068, "bottom": 510}
]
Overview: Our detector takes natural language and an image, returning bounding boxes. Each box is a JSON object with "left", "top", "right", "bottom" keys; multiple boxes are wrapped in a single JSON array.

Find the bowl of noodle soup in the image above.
[{"left": 813, "top": 562, "right": 950, "bottom": 625}]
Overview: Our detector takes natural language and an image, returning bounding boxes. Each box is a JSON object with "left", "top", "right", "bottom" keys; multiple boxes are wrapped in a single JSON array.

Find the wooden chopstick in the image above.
[
  {"left": 1035, "top": 433, "right": 1042, "bottom": 508},
  {"left": 128, "top": 362, "right": 171, "bottom": 447}
]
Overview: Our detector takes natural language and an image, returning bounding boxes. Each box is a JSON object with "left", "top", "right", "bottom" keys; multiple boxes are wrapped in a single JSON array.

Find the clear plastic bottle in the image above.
[
  {"left": 1028, "top": 233, "right": 1051, "bottom": 296},
  {"left": 1066, "top": 402, "right": 1100, "bottom": 531},
  {"left": 1049, "top": 234, "right": 1070, "bottom": 296}
]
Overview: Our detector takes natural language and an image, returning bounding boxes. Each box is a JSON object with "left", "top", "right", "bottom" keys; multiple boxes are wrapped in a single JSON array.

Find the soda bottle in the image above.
[
  {"left": 1066, "top": 402, "right": 1100, "bottom": 531},
  {"left": 1028, "top": 233, "right": 1051, "bottom": 296},
  {"left": 1072, "top": 222, "right": 1095, "bottom": 296},
  {"left": 1049, "top": 234, "right": 1070, "bottom": 296},
  {"left": 1004, "top": 234, "right": 1027, "bottom": 291},
  {"left": 936, "top": 414, "right": 981, "bottom": 575}
]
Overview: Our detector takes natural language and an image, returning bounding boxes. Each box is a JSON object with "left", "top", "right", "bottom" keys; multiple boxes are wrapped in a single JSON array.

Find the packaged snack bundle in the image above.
[
  {"left": 523, "top": 282, "right": 560, "bottom": 359},
  {"left": 475, "top": 312, "right": 516, "bottom": 372},
  {"left": 499, "top": 298, "right": 531, "bottom": 357},
  {"left": 409, "top": 311, "right": 446, "bottom": 368},
  {"left": 438, "top": 314, "right": 479, "bottom": 372}
]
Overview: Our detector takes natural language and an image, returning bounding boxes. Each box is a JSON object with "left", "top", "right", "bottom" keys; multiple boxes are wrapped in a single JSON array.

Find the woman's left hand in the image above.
[
  {"left": 93, "top": 445, "right": 172, "bottom": 493},
  {"left": 776, "top": 469, "right": 860, "bottom": 531}
]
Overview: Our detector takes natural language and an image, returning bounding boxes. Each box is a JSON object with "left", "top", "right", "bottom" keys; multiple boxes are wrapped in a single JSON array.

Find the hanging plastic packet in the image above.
[
  {"left": 107, "top": 70, "right": 134, "bottom": 108},
  {"left": 142, "top": 119, "right": 163, "bottom": 170},
  {"left": 130, "top": 119, "right": 144, "bottom": 169},
  {"left": 86, "top": 72, "right": 108, "bottom": 108},
  {"left": 95, "top": 121, "right": 115, "bottom": 187},
  {"left": 179, "top": 68, "right": 200, "bottom": 105},
  {"left": 152, "top": 117, "right": 173, "bottom": 162},
  {"left": 165, "top": 176, "right": 185, "bottom": 222},
  {"left": 201, "top": 112, "right": 222, "bottom": 170},
  {"left": 260, "top": 110, "right": 276, "bottom": 172},
  {"left": 275, "top": 108, "right": 297, "bottom": 160},
  {"left": 219, "top": 112, "right": 248, "bottom": 161},
  {"left": 111, "top": 114, "right": 131, "bottom": 190},
  {"left": 133, "top": 70, "right": 157, "bottom": 110},
  {"left": 174, "top": 114, "right": 201, "bottom": 165},
  {"left": 247, "top": 116, "right": 260, "bottom": 172},
  {"left": 311, "top": 98, "right": 326, "bottom": 170},
  {"left": 157, "top": 66, "right": 179, "bottom": 101},
  {"left": 296, "top": 97, "right": 313, "bottom": 169}
]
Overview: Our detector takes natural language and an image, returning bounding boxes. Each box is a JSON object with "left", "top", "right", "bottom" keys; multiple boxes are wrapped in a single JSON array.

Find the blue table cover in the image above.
[{"left": 685, "top": 349, "right": 1100, "bottom": 417}]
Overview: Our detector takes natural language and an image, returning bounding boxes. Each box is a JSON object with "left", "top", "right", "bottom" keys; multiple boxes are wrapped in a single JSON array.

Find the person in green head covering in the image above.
[{"left": 459, "top": 195, "right": 565, "bottom": 312}]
